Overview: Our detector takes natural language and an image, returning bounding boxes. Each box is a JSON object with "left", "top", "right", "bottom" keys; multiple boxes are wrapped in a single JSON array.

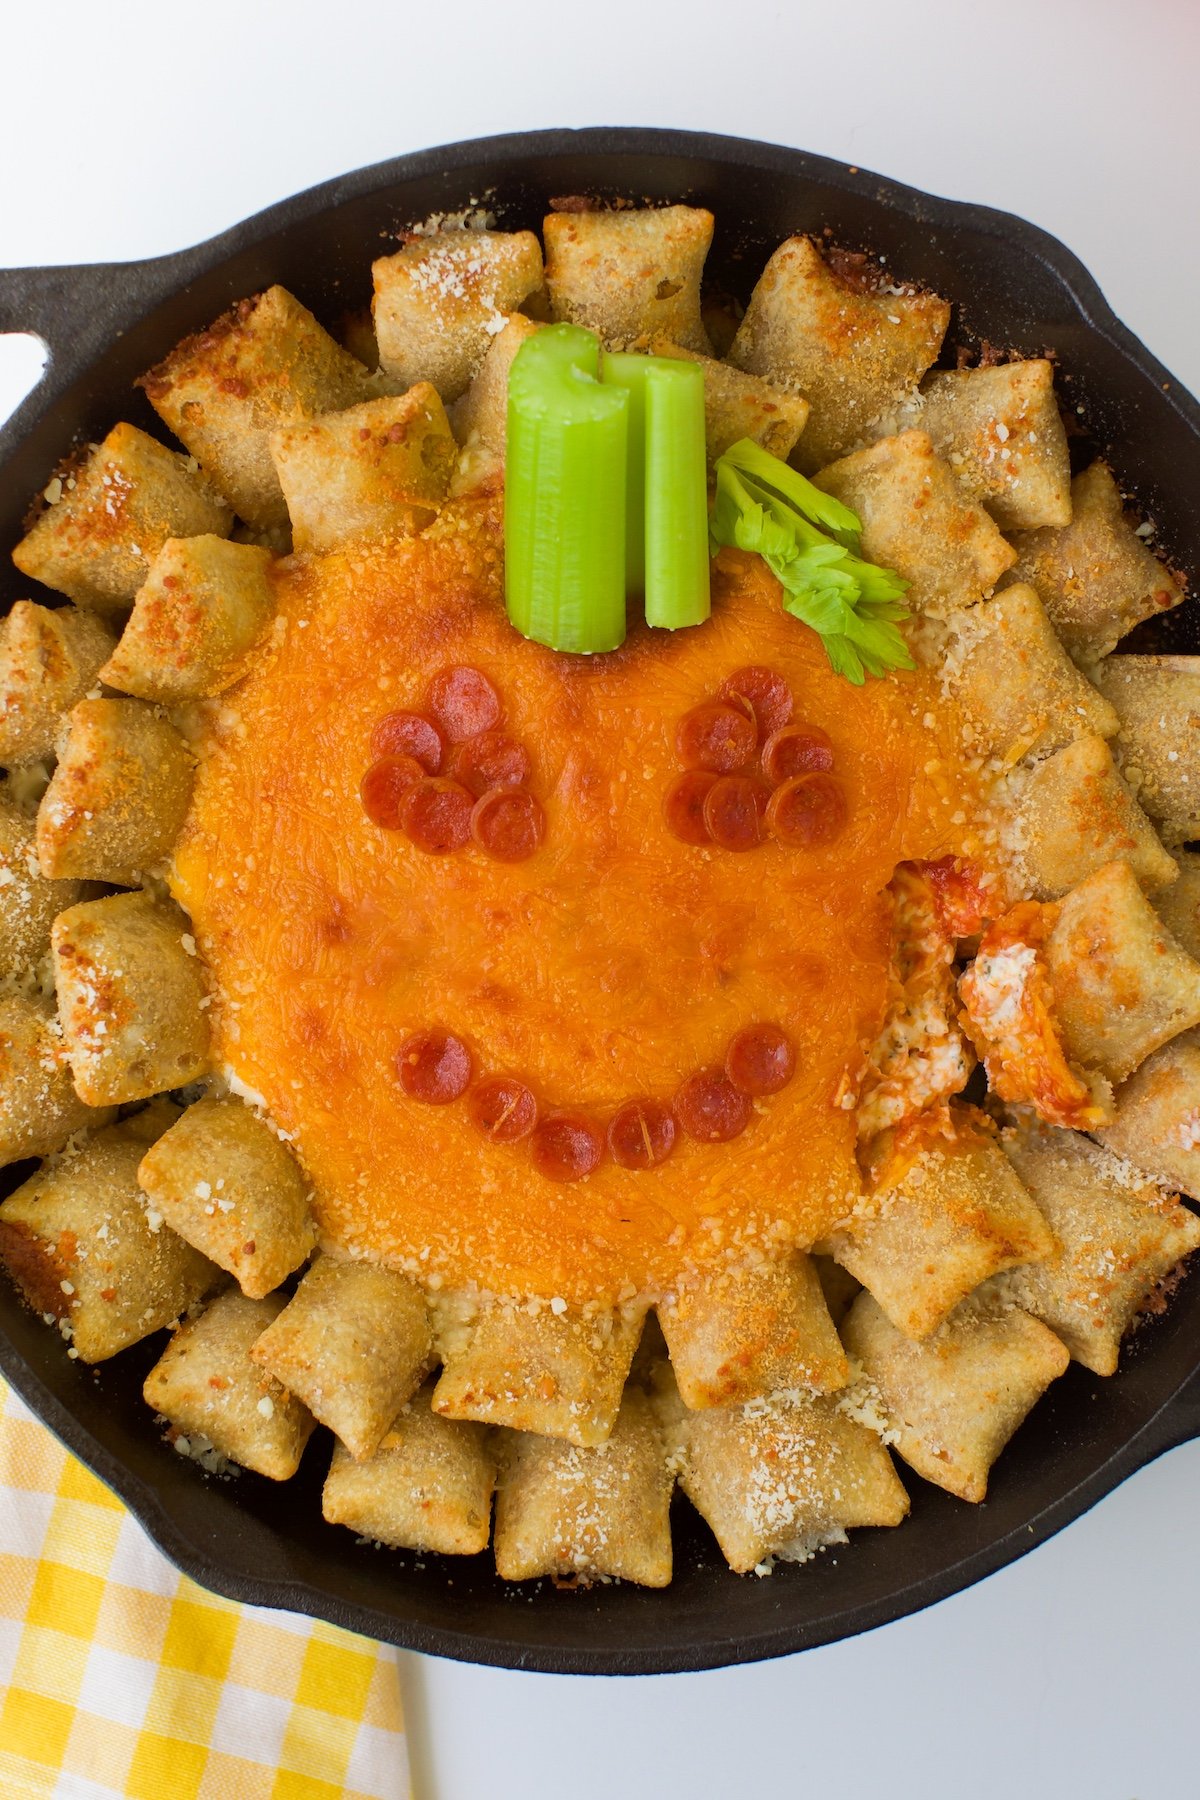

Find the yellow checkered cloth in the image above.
[{"left": 0, "top": 1375, "right": 410, "bottom": 1800}]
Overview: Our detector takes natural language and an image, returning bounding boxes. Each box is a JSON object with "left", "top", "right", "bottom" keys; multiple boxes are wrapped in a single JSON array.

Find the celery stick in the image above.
[
  {"left": 601, "top": 352, "right": 649, "bottom": 594},
  {"left": 505, "top": 325, "right": 629, "bottom": 654},
  {"left": 642, "top": 358, "right": 710, "bottom": 630}
]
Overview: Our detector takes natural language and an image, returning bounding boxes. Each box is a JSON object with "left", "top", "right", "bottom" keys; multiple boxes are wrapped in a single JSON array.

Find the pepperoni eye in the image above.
[
  {"left": 675, "top": 701, "right": 757, "bottom": 773},
  {"left": 725, "top": 1023, "right": 796, "bottom": 1096},
  {"left": 663, "top": 769, "right": 718, "bottom": 845},
  {"left": 607, "top": 1099, "right": 677, "bottom": 1170},
  {"left": 469, "top": 788, "right": 546, "bottom": 862},
  {"left": 765, "top": 773, "right": 848, "bottom": 848},
  {"left": 673, "top": 1070, "right": 753, "bottom": 1142},
  {"left": 718, "top": 666, "right": 793, "bottom": 741},
  {"left": 448, "top": 730, "right": 531, "bottom": 798},
  {"left": 762, "top": 723, "right": 835, "bottom": 783},
  {"left": 427, "top": 665, "right": 502, "bottom": 741},
  {"left": 530, "top": 1112, "right": 605, "bottom": 1181},
  {"left": 468, "top": 1074, "right": 538, "bottom": 1142},
  {"left": 360, "top": 755, "right": 425, "bottom": 830},
  {"left": 397, "top": 1029, "right": 472, "bottom": 1103},
  {"left": 703, "top": 775, "right": 769, "bottom": 851},
  {"left": 402, "top": 777, "right": 475, "bottom": 853},
  {"left": 370, "top": 709, "right": 445, "bottom": 773}
]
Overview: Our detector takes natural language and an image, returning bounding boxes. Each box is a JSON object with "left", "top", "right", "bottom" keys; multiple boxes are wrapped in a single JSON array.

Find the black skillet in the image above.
[{"left": 1, "top": 128, "right": 1199, "bottom": 1676}]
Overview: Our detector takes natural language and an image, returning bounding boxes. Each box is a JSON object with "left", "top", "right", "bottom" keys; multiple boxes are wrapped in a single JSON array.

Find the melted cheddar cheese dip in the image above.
[{"left": 173, "top": 496, "right": 989, "bottom": 1305}]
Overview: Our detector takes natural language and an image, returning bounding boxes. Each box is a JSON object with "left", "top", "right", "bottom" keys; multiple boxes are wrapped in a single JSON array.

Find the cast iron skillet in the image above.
[{"left": 1, "top": 128, "right": 1199, "bottom": 1677}]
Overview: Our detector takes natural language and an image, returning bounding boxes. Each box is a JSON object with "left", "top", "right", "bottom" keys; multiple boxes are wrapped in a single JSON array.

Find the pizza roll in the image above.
[
  {"left": 1097, "top": 1030, "right": 1200, "bottom": 1198},
  {"left": 0, "top": 993, "right": 115, "bottom": 1165},
  {"left": 52, "top": 892, "right": 210, "bottom": 1105},
  {"left": 143, "top": 1288, "right": 315, "bottom": 1480},
  {"left": 1005, "top": 733, "right": 1177, "bottom": 899},
  {"left": 1044, "top": 860, "right": 1200, "bottom": 1085},
  {"left": 914, "top": 360, "right": 1072, "bottom": 532},
  {"left": 946, "top": 583, "right": 1117, "bottom": 764},
  {"left": 0, "top": 794, "right": 84, "bottom": 980},
  {"left": 35, "top": 699, "right": 194, "bottom": 886},
  {"left": 99, "top": 536, "right": 276, "bottom": 703},
  {"left": 12, "top": 424, "right": 232, "bottom": 615},
  {"left": 1001, "top": 1114, "right": 1200, "bottom": 1373},
  {"left": 433, "top": 1295, "right": 645, "bottom": 1447},
  {"left": 0, "top": 601, "right": 116, "bottom": 765},
  {"left": 814, "top": 431, "right": 1015, "bottom": 617},
  {"left": 1153, "top": 850, "right": 1200, "bottom": 961},
  {"left": 1008, "top": 461, "right": 1183, "bottom": 666},
  {"left": 727, "top": 237, "right": 949, "bottom": 471},
  {"left": 448, "top": 314, "right": 541, "bottom": 488},
  {"left": 841, "top": 1287, "right": 1069, "bottom": 1502},
  {"left": 139, "top": 287, "right": 377, "bottom": 531},
  {"left": 825, "top": 1112, "right": 1055, "bottom": 1339},
  {"left": 270, "top": 386, "right": 457, "bottom": 553},
  {"left": 251, "top": 1252, "right": 430, "bottom": 1457},
  {"left": 659, "top": 1370, "right": 908, "bottom": 1575},
  {"left": 0, "top": 1105, "right": 218, "bottom": 1363},
  {"left": 322, "top": 1381, "right": 496, "bottom": 1555},
  {"left": 373, "top": 230, "right": 544, "bottom": 401},
  {"left": 543, "top": 206, "right": 712, "bottom": 353},
  {"left": 1093, "top": 655, "right": 1200, "bottom": 844},
  {"left": 657, "top": 1251, "right": 848, "bottom": 1409},
  {"left": 493, "top": 1387, "right": 672, "bottom": 1586},
  {"left": 647, "top": 337, "right": 810, "bottom": 466},
  {"left": 136, "top": 1096, "right": 315, "bottom": 1299}
]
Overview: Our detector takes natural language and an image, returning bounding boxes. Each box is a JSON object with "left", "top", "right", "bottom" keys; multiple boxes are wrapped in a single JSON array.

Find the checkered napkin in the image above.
[{"left": 0, "top": 1375, "right": 410, "bottom": 1800}]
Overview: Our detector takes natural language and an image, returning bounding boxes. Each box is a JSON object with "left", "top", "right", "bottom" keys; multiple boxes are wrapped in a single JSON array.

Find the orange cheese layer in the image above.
[{"left": 173, "top": 500, "right": 986, "bottom": 1304}]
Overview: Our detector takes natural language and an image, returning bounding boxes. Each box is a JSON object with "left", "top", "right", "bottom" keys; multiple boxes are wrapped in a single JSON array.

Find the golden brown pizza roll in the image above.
[
  {"left": 447, "top": 314, "right": 541, "bottom": 488},
  {"left": 52, "top": 891, "right": 210, "bottom": 1105},
  {"left": 946, "top": 583, "right": 1118, "bottom": 764},
  {"left": 1093, "top": 655, "right": 1200, "bottom": 844},
  {"left": 914, "top": 360, "right": 1072, "bottom": 532},
  {"left": 0, "top": 1105, "right": 218, "bottom": 1362},
  {"left": 35, "top": 698, "right": 194, "bottom": 887},
  {"left": 1152, "top": 850, "right": 1200, "bottom": 961},
  {"left": 1001, "top": 1113, "right": 1200, "bottom": 1373},
  {"left": 727, "top": 236, "right": 949, "bottom": 471},
  {"left": 1005, "top": 734, "right": 1177, "bottom": 899},
  {"left": 270, "top": 386, "right": 457, "bottom": 553},
  {"left": 1008, "top": 461, "right": 1183, "bottom": 666},
  {"left": 814, "top": 431, "right": 1016, "bottom": 616},
  {"left": 657, "top": 1251, "right": 848, "bottom": 1408},
  {"left": 0, "top": 601, "right": 116, "bottom": 765},
  {"left": 322, "top": 1380, "right": 496, "bottom": 1556},
  {"left": 1097, "top": 1029, "right": 1200, "bottom": 1198},
  {"left": 824, "top": 1110, "right": 1055, "bottom": 1339},
  {"left": 12, "top": 424, "right": 232, "bottom": 614},
  {"left": 137, "top": 1096, "right": 315, "bottom": 1299},
  {"left": 98, "top": 535, "right": 276, "bottom": 703},
  {"left": 0, "top": 794, "right": 85, "bottom": 980},
  {"left": 373, "top": 230, "right": 544, "bottom": 401},
  {"left": 841, "top": 1285, "right": 1069, "bottom": 1502},
  {"left": 647, "top": 337, "right": 810, "bottom": 466},
  {"left": 493, "top": 1387, "right": 672, "bottom": 1586},
  {"left": 543, "top": 206, "right": 712, "bottom": 353},
  {"left": 139, "top": 287, "right": 378, "bottom": 531},
  {"left": 1044, "top": 860, "right": 1200, "bottom": 1085},
  {"left": 251, "top": 1252, "right": 430, "bottom": 1457},
  {"left": 433, "top": 1295, "right": 645, "bottom": 1447},
  {"left": 0, "top": 992, "right": 115, "bottom": 1165},
  {"left": 658, "top": 1367, "right": 908, "bottom": 1575},
  {"left": 143, "top": 1288, "right": 315, "bottom": 1480}
]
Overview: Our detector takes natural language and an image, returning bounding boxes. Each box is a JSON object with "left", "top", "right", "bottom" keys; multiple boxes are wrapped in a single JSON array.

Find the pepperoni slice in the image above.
[
  {"left": 360, "top": 755, "right": 425, "bottom": 830},
  {"left": 448, "top": 730, "right": 531, "bottom": 798},
  {"left": 470, "top": 788, "right": 546, "bottom": 862},
  {"left": 530, "top": 1112, "right": 605, "bottom": 1181},
  {"left": 468, "top": 1074, "right": 538, "bottom": 1142},
  {"left": 762, "top": 723, "right": 835, "bottom": 783},
  {"left": 402, "top": 777, "right": 474, "bottom": 853},
  {"left": 396, "top": 1028, "right": 472, "bottom": 1103},
  {"left": 370, "top": 709, "right": 445, "bottom": 773},
  {"left": 766, "top": 773, "right": 848, "bottom": 848},
  {"left": 675, "top": 701, "right": 757, "bottom": 774},
  {"left": 703, "top": 775, "right": 768, "bottom": 851},
  {"left": 719, "top": 666, "right": 793, "bottom": 740},
  {"left": 663, "top": 769, "right": 717, "bottom": 845},
  {"left": 427, "top": 665, "right": 501, "bottom": 741},
  {"left": 673, "top": 1069, "right": 753, "bottom": 1142},
  {"left": 725, "top": 1023, "right": 796, "bottom": 1096},
  {"left": 607, "top": 1099, "right": 677, "bottom": 1170}
]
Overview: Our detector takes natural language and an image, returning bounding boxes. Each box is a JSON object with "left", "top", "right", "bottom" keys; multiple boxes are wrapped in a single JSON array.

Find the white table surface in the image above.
[{"left": 3, "top": 3, "right": 1199, "bottom": 1795}]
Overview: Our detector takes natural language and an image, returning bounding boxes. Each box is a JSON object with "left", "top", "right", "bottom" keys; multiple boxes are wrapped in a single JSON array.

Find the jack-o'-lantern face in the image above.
[{"left": 172, "top": 492, "right": 989, "bottom": 1305}]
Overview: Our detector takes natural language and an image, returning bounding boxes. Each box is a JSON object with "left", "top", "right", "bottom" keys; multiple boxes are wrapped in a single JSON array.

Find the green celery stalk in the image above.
[
  {"left": 599, "top": 351, "right": 648, "bottom": 594},
  {"left": 603, "top": 352, "right": 710, "bottom": 631},
  {"left": 505, "top": 324, "right": 629, "bottom": 653}
]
